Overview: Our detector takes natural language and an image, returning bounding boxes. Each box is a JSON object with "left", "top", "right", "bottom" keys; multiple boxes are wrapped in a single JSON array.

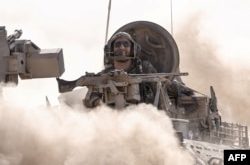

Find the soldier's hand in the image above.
[{"left": 83, "top": 92, "right": 102, "bottom": 108}]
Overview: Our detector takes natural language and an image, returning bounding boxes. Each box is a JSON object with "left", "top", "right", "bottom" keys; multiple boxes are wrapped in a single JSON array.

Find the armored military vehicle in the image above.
[
  {"left": 57, "top": 21, "right": 249, "bottom": 164},
  {"left": 1, "top": 22, "right": 248, "bottom": 165}
]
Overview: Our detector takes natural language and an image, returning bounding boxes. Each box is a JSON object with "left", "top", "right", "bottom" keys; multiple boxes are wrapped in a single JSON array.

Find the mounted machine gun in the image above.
[
  {"left": 57, "top": 70, "right": 188, "bottom": 111},
  {"left": 0, "top": 26, "right": 64, "bottom": 84}
]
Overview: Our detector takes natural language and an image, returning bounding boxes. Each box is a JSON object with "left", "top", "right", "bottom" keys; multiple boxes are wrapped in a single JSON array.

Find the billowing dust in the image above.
[
  {"left": 0, "top": 85, "right": 194, "bottom": 165},
  {"left": 175, "top": 15, "right": 250, "bottom": 125}
]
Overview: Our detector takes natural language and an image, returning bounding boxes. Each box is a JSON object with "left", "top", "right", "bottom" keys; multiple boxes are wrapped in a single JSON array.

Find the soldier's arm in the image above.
[{"left": 83, "top": 87, "right": 102, "bottom": 108}]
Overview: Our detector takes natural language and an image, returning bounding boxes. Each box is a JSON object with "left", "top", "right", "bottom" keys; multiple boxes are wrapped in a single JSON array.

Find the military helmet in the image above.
[{"left": 104, "top": 32, "right": 141, "bottom": 61}]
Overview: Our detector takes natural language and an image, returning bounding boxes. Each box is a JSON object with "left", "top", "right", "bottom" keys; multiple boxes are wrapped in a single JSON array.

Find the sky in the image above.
[{"left": 1, "top": 0, "right": 250, "bottom": 116}]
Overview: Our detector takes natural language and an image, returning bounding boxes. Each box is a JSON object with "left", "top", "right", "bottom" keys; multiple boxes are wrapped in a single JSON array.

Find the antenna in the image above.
[
  {"left": 45, "top": 96, "right": 51, "bottom": 107},
  {"left": 105, "top": 0, "right": 112, "bottom": 44},
  {"left": 170, "top": 0, "right": 173, "bottom": 35}
]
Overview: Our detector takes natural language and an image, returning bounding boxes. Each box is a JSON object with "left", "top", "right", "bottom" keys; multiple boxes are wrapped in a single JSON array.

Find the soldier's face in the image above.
[{"left": 113, "top": 37, "right": 131, "bottom": 58}]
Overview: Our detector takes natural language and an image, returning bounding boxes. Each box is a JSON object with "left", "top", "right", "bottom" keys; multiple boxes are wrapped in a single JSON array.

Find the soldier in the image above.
[
  {"left": 103, "top": 32, "right": 157, "bottom": 74},
  {"left": 84, "top": 32, "right": 157, "bottom": 108}
]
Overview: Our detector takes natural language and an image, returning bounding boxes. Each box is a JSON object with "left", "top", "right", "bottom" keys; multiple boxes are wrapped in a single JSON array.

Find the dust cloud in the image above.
[
  {"left": 175, "top": 15, "right": 250, "bottom": 125},
  {"left": 0, "top": 85, "right": 194, "bottom": 165}
]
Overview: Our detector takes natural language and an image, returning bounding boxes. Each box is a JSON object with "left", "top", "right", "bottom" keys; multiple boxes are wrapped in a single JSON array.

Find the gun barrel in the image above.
[{"left": 129, "top": 72, "right": 188, "bottom": 77}]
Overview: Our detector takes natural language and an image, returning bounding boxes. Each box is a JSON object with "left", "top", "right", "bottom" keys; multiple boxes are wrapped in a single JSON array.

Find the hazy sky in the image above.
[{"left": 1, "top": 0, "right": 250, "bottom": 105}]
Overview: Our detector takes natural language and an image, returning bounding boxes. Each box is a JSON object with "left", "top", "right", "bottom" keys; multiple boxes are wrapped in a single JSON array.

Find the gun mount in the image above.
[{"left": 0, "top": 26, "right": 64, "bottom": 84}]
